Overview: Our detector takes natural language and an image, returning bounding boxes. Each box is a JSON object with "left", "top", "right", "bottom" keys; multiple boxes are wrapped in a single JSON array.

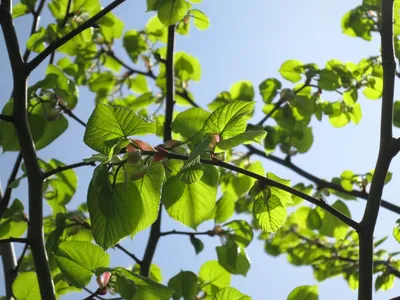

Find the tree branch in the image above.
[
  {"left": 141, "top": 25, "right": 176, "bottom": 277},
  {"left": 114, "top": 244, "right": 142, "bottom": 265},
  {"left": 139, "top": 150, "right": 359, "bottom": 230},
  {"left": 358, "top": 1, "right": 396, "bottom": 299},
  {"left": 43, "top": 161, "right": 95, "bottom": 178},
  {"left": 247, "top": 145, "right": 400, "bottom": 215},
  {"left": 160, "top": 230, "right": 214, "bottom": 237},
  {"left": 0, "top": 152, "right": 23, "bottom": 218},
  {"left": 58, "top": 102, "right": 87, "bottom": 127},
  {"left": 1, "top": 4, "right": 56, "bottom": 298},
  {"left": 22, "top": 0, "right": 46, "bottom": 62},
  {"left": 0, "top": 238, "right": 28, "bottom": 244},
  {"left": 27, "top": 0, "right": 126, "bottom": 71},
  {"left": 0, "top": 114, "right": 13, "bottom": 122}
]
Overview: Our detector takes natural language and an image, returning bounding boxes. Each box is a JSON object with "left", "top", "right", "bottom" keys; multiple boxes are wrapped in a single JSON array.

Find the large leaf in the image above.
[
  {"left": 168, "top": 271, "right": 198, "bottom": 300},
  {"left": 55, "top": 241, "right": 110, "bottom": 288},
  {"left": 163, "top": 165, "right": 218, "bottom": 229},
  {"left": 88, "top": 164, "right": 164, "bottom": 249},
  {"left": 203, "top": 101, "right": 254, "bottom": 139},
  {"left": 12, "top": 272, "right": 40, "bottom": 300},
  {"left": 199, "top": 261, "right": 231, "bottom": 296},
  {"left": 84, "top": 103, "right": 155, "bottom": 154}
]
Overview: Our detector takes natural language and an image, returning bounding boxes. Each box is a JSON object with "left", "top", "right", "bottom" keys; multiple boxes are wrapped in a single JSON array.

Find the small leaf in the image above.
[
  {"left": 212, "top": 287, "right": 251, "bottom": 300},
  {"left": 215, "top": 130, "right": 267, "bottom": 152},
  {"left": 190, "top": 9, "right": 210, "bottom": 30},
  {"left": 199, "top": 261, "right": 231, "bottom": 296},
  {"left": 190, "top": 235, "right": 204, "bottom": 254},
  {"left": 158, "top": 0, "right": 188, "bottom": 26},
  {"left": 279, "top": 60, "right": 303, "bottom": 83},
  {"left": 287, "top": 285, "right": 318, "bottom": 300},
  {"left": 230, "top": 80, "right": 254, "bottom": 102},
  {"left": 253, "top": 195, "right": 287, "bottom": 233},
  {"left": 216, "top": 243, "right": 250, "bottom": 276},
  {"left": 259, "top": 78, "right": 281, "bottom": 103},
  {"left": 223, "top": 220, "right": 253, "bottom": 248}
]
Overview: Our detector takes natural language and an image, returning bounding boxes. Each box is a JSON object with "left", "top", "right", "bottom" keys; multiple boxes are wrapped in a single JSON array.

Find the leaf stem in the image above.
[
  {"left": 43, "top": 161, "right": 96, "bottom": 178},
  {"left": 160, "top": 230, "right": 214, "bottom": 237}
]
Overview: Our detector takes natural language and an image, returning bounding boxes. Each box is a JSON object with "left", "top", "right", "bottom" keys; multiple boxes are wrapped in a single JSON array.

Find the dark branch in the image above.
[
  {"left": 247, "top": 145, "right": 400, "bottom": 215},
  {"left": 15, "top": 243, "right": 29, "bottom": 273},
  {"left": 358, "top": 1, "right": 396, "bottom": 299},
  {"left": 0, "top": 238, "right": 28, "bottom": 244},
  {"left": 139, "top": 150, "right": 359, "bottom": 230},
  {"left": 43, "top": 161, "right": 96, "bottom": 178},
  {"left": 114, "top": 244, "right": 142, "bottom": 265},
  {"left": 0, "top": 114, "right": 13, "bottom": 122},
  {"left": 58, "top": 102, "right": 87, "bottom": 127},
  {"left": 160, "top": 230, "right": 214, "bottom": 237},
  {"left": 0, "top": 152, "right": 23, "bottom": 218},
  {"left": 27, "top": 0, "right": 126, "bottom": 71},
  {"left": 141, "top": 25, "right": 176, "bottom": 277}
]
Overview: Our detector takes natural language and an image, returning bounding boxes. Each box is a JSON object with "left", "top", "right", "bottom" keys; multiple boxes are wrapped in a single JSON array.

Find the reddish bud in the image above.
[
  {"left": 154, "top": 146, "right": 169, "bottom": 162},
  {"left": 97, "top": 271, "right": 111, "bottom": 288},
  {"left": 130, "top": 139, "right": 155, "bottom": 151}
]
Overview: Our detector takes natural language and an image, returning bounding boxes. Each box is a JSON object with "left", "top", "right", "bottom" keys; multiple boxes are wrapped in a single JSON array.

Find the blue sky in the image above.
[{"left": 1, "top": 0, "right": 400, "bottom": 299}]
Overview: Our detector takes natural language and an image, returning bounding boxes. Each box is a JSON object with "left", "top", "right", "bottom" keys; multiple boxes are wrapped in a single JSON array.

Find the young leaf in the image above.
[
  {"left": 230, "top": 80, "right": 254, "bottom": 102},
  {"left": 172, "top": 107, "right": 210, "bottom": 139},
  {"left": 55, "top": 241, "right": 110, "bottom": 288},
  {"left": 190, "top": 235, "right": 204, "bottom": 254},
  {"left": 287, "top": 285, "right": 318, "bottom": 300},
  {"left": 223, "top": 220, "right": 254, "bottom": 248},
  {"left": 259, "top": 78, "right": 281, "bottom": 103},
  {"left": 212, "top": 287, "right": 251, "bottom": 300},
  {"left": 279, "top": 60, "right": 304, "bottom": 83},
  {"left": 215, "top": 129, "right": 266, "bottom": 152},
  {"left": 158, "top": 0, "right": 189, "bottom": 26},
  {"left": 190, "top": 9, "right": 210, "bottom": 30},
  {"left": 203, "top": 101, "right": 254, "bottom": 139},
  {"left": 253, "top": 195, "right": 287, "bottom": 233}
]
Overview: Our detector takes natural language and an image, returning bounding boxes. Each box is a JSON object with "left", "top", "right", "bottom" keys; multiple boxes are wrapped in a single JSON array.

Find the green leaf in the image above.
[
  {"left": 190, "top": 235, "right": 204, "bottom": 254},
  {"left": 168, "top": 271, "right": 198, "bottom": 300},
  {"left": 88, "top": 164, "right": 164, "bottom": 249},
  {"left": 123, "top": 30, "right": 148, "bottom": 63},
  {"left": 199, "top": 261, "right": 231, "bottom": 296},
  {"left": 84, "top": 103, "right": 155, "bottom": 154},
  {"left": 130, "top": 75, "right": 149, "bottom": 93},
  {"left": 215, "top": 192, "right": 235, "bottom": 223},
  {"left": 223, "top": 220, "right": 253, "bottom": 248},
  {"left": 318, "top": 69, "right": 341, "bottom": 91},
  {"left": 393, "top": 225, "right": 400, "bottom": 243},
  {"left": 55, "top": 241, "right": 110, "bottom": 288},
  {"left": 215, "top": 130, "right": 266, "bottom": 152},
  {"left": 341, "top": 8, "right": 374, "bottom": 41},
  {"left": 99, "top": 12, "right": 124, "bottom": 42},
  {"left": 12, "top": 272, "right": 40, "bottom": 300},
  {"left": 317, "top": 200, "right": 351, "bottom": 239},
  {"left": 190, "top": 9, "right": 210, "bottom": 30},
  {"left": 216, "top": 244, "right": 250, "bottom": 276},
  {"left": 343, "top": 89, "right": 358, "bottom": 106},
  {"left": 306, "top": 209, "right": 321, "bottom": 230},
  {"left": 279, "top": 60, "right": 303, "bottom": 83},
  {"left": 375, "top": 273, "right": 394, "bottom": 291},
  {"left": 132, "top": 264, "right": 163, "bottom": 283},
  {"left": 158, "top": 0, "right": 188, "bottom": 26},
  {"left": 259, "top": 78, "right": 281, "bottom": 103},
  {"left": 212, "top": 287, "right": 251, "bottom": 300},
  {"left": 393, "top": 101, "right": 400, "bottom": 127},
  {"left": 41, "top": 159, "right": 77, "bottom": 214},
  {"left": 163, "top": 165, "right": 218, "bottom": 229},
  {"left": 230, "top": 80, "right": 254, "bottom": 101},
  {"left": 174, "top": 51, "right": 201, "bottom": 81},
  {"left": 287, "top": 285, "right": 318, "bottom": 300},
  {"left": 253, "top": 195, "right": 287, "bottom": 233},
  {"left": 0, "top": 199, "right": 27, "bottom": 239},
  {"left": 12, "top": 3, "right": 30, "bottom": 17},
  {"left": 203, "top": 101, "right": 254, "bottom": 139},
  {"left": 172, "top": 107, "right": 210, "bottom": 139},
  {"left": 267, "top": 172, "right": 292, "bottom": 205},
  {"left": 363, "top": 76, "right": 383, "bottom": 100},
  {"left": 146, "top": 16, "right": 168, "bottom": 43},
  {"left": 350, "top": 103, "right": 362, "bottom": 124}
]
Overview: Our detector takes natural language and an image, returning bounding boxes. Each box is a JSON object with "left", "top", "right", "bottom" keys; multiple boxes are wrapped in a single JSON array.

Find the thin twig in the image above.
[
  {"left": 114, "top": 244, "right": 142, "bottom": 265},
  {"left": 160, "top": 230, "right": 213, "bottom": 237},
  {"left": 0, "top": 238, "right": 28, "bottom": 244},
  {"left": 246, "top": 145, "right": 400, "bottom": 215},
  {"left": 58, "top": 102, "right": 87, "bottom": 127},
  {"left": 27, "top": 0, "right": 126, "bottom": 71},
  {"left": 0, "top": 114, "right": 13, "bottom": 122},
  {"left": 43, "top": 161, "right": 96, "bottom": 178},
  {"left": 15, "top": 243, "right": 29, "bottom": 273}
]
